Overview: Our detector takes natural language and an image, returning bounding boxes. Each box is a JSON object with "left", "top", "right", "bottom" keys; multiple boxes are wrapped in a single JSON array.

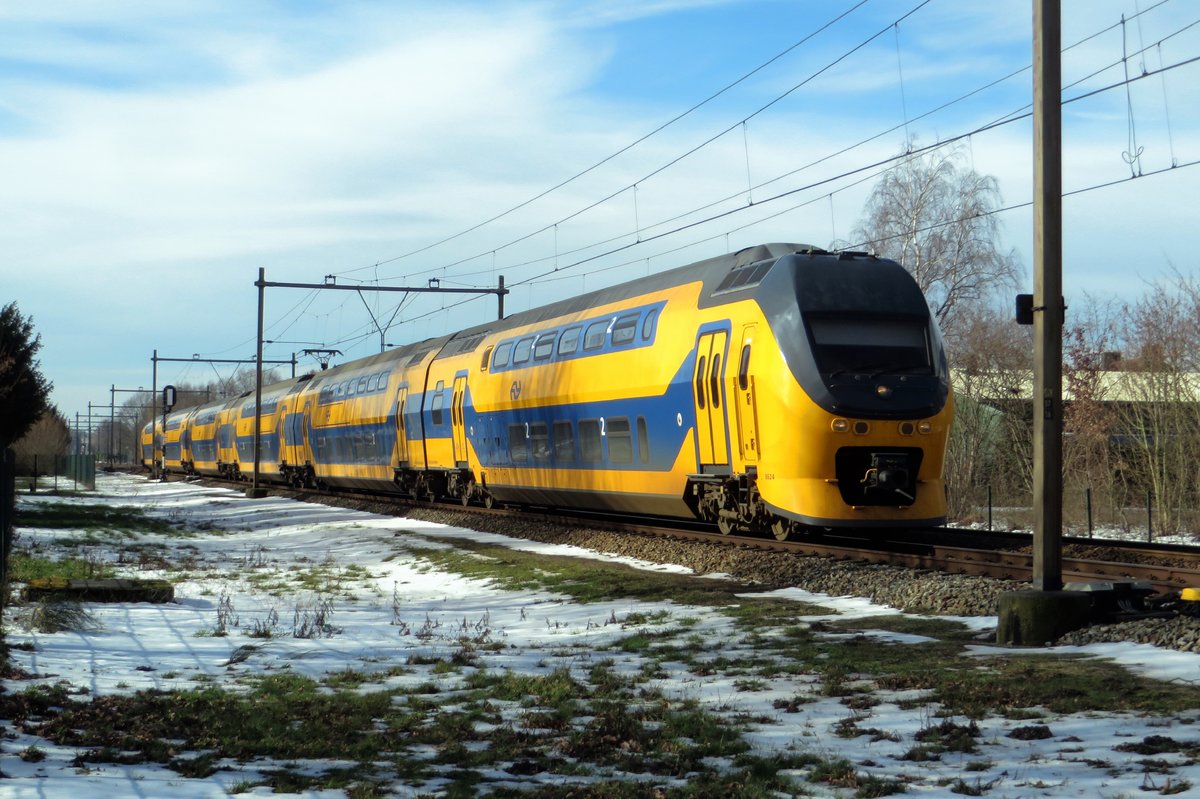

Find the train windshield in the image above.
[{"left": 807, "top": 317, "right": 931, "bottom": 376}]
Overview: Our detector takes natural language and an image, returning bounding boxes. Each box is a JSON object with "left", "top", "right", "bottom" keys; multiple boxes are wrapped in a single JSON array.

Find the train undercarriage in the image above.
[{"left": 686, "top": 472, "right": 797, "bottom": 540}]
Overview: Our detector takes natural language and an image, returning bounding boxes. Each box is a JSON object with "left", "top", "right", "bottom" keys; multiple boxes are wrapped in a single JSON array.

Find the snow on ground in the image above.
[{"left": 3, "top": 473, "right": 1200, "bottom": 798}]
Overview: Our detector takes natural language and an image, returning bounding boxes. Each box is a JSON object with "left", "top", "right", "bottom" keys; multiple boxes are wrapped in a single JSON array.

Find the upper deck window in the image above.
[
  {"left": 493, "top": 341, "right": 513, "bottom": 369},
  {"left": 583, "top": 321, "right": 608, "bottom": 351},
  {"left": 513, "top": 337, "right": 534, "bottom": 365},
  {"left": 533, "top": 332, "right": 556, "bottom": 361},
  {"left": 557, "top": 327, "right": 581, "bottom": 356},
  {"left": 611, "top": 315, "right": 638, "bottom": 346}
]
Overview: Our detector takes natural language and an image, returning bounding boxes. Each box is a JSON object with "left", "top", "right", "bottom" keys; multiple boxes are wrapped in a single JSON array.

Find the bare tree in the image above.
[
  {"left": 1061, "top": 296, "right": 1121, "bottom": 529},
  {"left": 852, "top": 142, "right": 1020, "bottom": 340},
  {"left": 1110, "top": 273, "right": 1200, "bottom": 533},
  {"left": 12, "top": 405, "right": 71, "bottom": 474},
  {"left": 946, "top": 302, "right": 1033, "bottom": 523}
]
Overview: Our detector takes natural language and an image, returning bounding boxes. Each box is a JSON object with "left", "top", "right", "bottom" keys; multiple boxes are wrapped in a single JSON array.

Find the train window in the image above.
[
  {"left": 513, "top": 337, "right": 534, "bottom": 364},
  {"left": 533, "top": 332, "right": 556, "bottom": 361},
  {"left": 558, "top": 327, "right": 581, "bottom": 356},
  {"left": 367, "top": 374, "right": 380, "bottom": 392},
  {"left": 508, "top": 424, "right": 529, "bottom": 463},
  {"left": 738, "top": 345, "right": 751, "bottom": 391},
  {"left": 358, "top": 377, "right": 369, "bottom": 394},
  {"left": 695, "top": 355, "right": 707, "bottom": 409},
  {"left": 346, "top": 380, "right": 357, "bottom": 398},
  {"left": 641, "top": 308, "right": 659, "bottom": 340},
  {"left": 611, "top": 315, "right": 638, "bottom": 346},
  {"left": 553, "top": 420, "right": 575, "bottom": 462},
  {"left": 481, "top": 346, "right": 493, "bottom": 371},
  {"left": 709, "top": 354, "right": 722, "bottom": 409},
  {"left": 431, "top": 382, "right": 445, "bottom": 426},
  {"left": 493, "top": 341, "right": 512, "bottom": 369},
  {"left": 807, "top": 317, "right": 931, "bottom": 375},
  {"left": 637, "top": 417, "right": 649, "bottom": 464},
  {"left": 607, "top": 417, "right": 632, "bottom": 463},
  {"left": 579, "top": 419, "right": 602, "bottom": 463},
  {"left": 583, "top": 321, "right": 608, "bottom": 351},
  {"left": 530, "top": 422, "right": 550, "bottom": 462}
]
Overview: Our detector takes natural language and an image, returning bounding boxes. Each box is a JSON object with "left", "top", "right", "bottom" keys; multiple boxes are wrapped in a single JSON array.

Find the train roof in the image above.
[{"left": 279, "top": 243, "right": 932, "bottom": 379}]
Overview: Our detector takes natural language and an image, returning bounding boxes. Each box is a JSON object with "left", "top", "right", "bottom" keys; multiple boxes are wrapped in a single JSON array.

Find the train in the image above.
[{"left": 142, "top": 243, "right": 953, "bottom": 538}]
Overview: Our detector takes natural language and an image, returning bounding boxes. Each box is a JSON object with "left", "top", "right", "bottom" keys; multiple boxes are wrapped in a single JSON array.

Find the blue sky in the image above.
[{"left": 2, "top": 0, "right": 1197, "bottom": 426}]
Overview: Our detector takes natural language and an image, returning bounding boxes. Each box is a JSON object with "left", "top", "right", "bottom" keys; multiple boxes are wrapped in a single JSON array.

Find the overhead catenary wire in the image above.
[
  {"left": 314, "top": 44, "right": 1200, "bottom": 353},
  {"left": 360, "top": 0, "right": 938, "bottom": 285},
  {"left": 331, "top": 0, "right": 877, "bottom": 277},
  {"left": 232, "top": 2, "right": 1196, "bottom": 360},
  {"left": 363, "top": 1, "right": 1192, "bottom": 290}
]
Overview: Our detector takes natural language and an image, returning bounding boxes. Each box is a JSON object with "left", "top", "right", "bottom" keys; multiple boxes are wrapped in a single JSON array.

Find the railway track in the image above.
[{"left": 177, "top": 471, "right": 1200, "bottom": 597}]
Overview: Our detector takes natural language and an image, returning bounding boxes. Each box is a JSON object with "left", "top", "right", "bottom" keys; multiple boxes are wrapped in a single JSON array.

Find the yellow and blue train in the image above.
[{"left": 144, "top": 243, "right": 953, "bottom": 536}]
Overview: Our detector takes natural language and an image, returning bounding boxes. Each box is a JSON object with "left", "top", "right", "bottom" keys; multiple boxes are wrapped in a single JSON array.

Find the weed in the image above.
[
  {"left": 17, "top": 601, "right": 100, "bottom": 633},
  {"left": 213, "top": 592, "right": 238, "bottom": 636},
  {"left": 293, "top": 596, "right": 338, "bottom": 639},
  {"left": 19, "top": 745, "right": 46, "bottom": 762},
  {"left": 950, "top": 775, "right": 1002, "bottom": 795},
  {"left": 247, "top": 607, "right": 280, "bottom": 639}
]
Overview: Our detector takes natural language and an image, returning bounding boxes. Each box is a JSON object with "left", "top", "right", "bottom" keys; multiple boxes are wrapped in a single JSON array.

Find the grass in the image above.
[
  {"left": 14, "top": 487, "right": 1200, "bottom": 796},
  {"left": 8, "top": 667, "right": 801, "bottom": 796},
  {"left": 16, "top": 501, "right": 183, "bottom": 536},
  {"left": 7, "top": 553, "right": 115, "bottom": 583},
  {"left": 408, "top": 536, "right": 777, "bottom": 608},
  {"left": 404, "top": 536, "right": 1200, "bottom": 721}
]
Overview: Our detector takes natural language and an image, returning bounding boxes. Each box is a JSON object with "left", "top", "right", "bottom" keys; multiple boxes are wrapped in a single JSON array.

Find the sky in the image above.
[
  {"left": 6, "top": 472, "right": 1200, "bottom": 796},
  {"left": 2, "top": 0, "right": 1197, "bottom": 426}
]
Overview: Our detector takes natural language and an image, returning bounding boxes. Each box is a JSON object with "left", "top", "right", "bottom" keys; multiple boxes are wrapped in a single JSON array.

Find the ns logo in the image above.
[{"left": 510, "top": 381, "right": 522, "bottom": 401}]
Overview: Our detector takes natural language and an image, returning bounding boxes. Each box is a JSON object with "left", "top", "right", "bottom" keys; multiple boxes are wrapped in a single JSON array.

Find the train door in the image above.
[
  {"left": 692, "top": 330, "right": 730, "bottom": 472},
  {"left": 395, "top": 386, "right": 410, "bottom": 465},
  {"left": 734, "top": 325, "right": 760, "bottom": 463},
  {"left": 451, "top": 375, "right": 469, "bottom": 467}
]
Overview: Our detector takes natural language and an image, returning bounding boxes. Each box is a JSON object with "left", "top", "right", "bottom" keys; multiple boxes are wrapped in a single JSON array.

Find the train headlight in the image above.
[
  {"left": 899, "top": 422, "right": 915, "bottom": 436},
  {"left": 918, "top": 421, "right": 932, "bottom": 434},
  {"left": 831, "top": 418, "right": 849, "bottom": 433},
  {"left": 875, "top": 384, "right": 892, "bottom": 398},
  {"left": 853, "top": 421, "right": 870, "bottom": 435}
]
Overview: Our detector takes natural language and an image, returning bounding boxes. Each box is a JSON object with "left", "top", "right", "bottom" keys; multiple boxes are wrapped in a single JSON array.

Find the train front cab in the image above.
[{"left": 705, "top": 250, "right": 953, "bottom": 535}]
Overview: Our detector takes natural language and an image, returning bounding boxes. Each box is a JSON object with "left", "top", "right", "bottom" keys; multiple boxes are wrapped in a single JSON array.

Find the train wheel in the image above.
[
  {"left": 483, "top": 493, "right": 494, "bottom": 509},
  {"left": 461, "top": 480, "right": 475, "bottom": 507},
  {"left": 716, "top": 512, "right": 736, "bottom": 536},
  {"left": 771, "top": 518, "right": 792, "bottom": 542}
]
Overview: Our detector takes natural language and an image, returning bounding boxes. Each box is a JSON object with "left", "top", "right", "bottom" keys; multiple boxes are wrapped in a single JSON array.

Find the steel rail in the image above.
[{"left": 169, "top": 471, "right": 1200, "bottom": 596}]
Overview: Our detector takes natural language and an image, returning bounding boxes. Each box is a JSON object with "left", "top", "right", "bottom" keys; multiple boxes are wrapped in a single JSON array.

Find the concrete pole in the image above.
[
  {"left": 248, "top": 268, "right": 266, "bottom": 498},
  {"left": 151, "top": 350, "right": 158, "bottom": 478},
  {"left": 1032, "top": 0, "right": 1063, "bottom": 591}
]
